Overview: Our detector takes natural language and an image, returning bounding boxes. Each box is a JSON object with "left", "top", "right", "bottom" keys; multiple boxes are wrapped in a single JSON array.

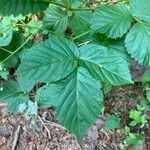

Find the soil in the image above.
[{"left": 0, "top": 80, "right": 150, "bottom": 150}]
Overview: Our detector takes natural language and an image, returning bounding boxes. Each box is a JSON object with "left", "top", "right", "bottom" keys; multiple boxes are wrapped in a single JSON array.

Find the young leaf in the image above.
[
  {"left": 79, "top": 44, "right": 132, "bottom": 85},
  {"left": 0, "top": 81, "right": 28, "bottom": 112},
  {"left": 91, "top": 4, "right": 132, "bottom": 38},
  {"left": 141, "top": 71, "right": 150, "bottom": 84},
  {"left": 17, "top": 36, "right": 78, "bottom": 84},
  {"left": 36, "top": 68, "right": 103, "bottom": 139},
  {"left": 44, "top": 4, "right": 68, "bottom": 33},
  {"left": 105, "top": 114, "right": 121, "bottom": 129},
  {"left": 129, "top": 110, "right": 142, "bottom": 123},
  {"left": 0, "top": 31, "right": 13, "bottom": 47},
  {"left": 0, "top": 0, "right": 48, "bottom": 16},
  {"left": 130, "top": 0, "right": 150, "bottom": 23},
  {"left": 103, "top": 82, "right": 112, "bottom": 94},
  {"left": 125, "top": 22, "right": 150, "bottom": 65},
  {"left": 124, "top": 133, "right": 143, "bottom": 146}
]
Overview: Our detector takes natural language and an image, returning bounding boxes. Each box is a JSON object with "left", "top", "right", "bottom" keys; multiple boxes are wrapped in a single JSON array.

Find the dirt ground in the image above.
[
  {"left": 0, "top": 81, "right": 150, "bottom": 150},
  {"left": 0, "top": 54, "right": 150, "bottom": 150}
]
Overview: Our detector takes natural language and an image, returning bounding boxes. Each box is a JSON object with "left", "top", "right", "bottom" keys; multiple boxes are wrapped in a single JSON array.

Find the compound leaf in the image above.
[{"left": 91, "top": 4, "right": 132, "bottom": 38}]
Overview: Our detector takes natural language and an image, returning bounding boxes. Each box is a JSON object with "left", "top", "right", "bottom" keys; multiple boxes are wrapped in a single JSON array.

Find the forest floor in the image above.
[
  {"left": 0, "top": 0, "right": 150, "bottom": 148},
  {"left": 0, "top": 61, "right": 150, "bottom": 150}
]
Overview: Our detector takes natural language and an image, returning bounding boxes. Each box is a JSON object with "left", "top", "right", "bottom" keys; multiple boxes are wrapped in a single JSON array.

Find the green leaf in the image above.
[
  {"left": 0, "top": 70, "right": 8, "bottom": 80},
  {"left": 125, "top": 22, "right": 150, "bottom": 65},
  {"left": 24, "top": 20, "right": 43, "bottom": 36},
  {"left": 91, "top": 4, "right": 132, "bottom": 38},
  {"left": 103, "top": 82, "right": 112, "bottom": 94},
  {"left": 44, "top": 4, "right": 68, "bottom": 33},
  {"left": 142, "top": 71, "right": 150, "bottom": 84},
  {"left": 105, "top": 114, "right": 121, "bottom": 129},
  {"left": 0, "top": 0, "right": 48, "bottom": 16},
  {"left": 35, "top": 85, "right": 54, "bottom": 108},
  {"left": 146, "top": 88, "right": 150, "bottom": 102},
  {"left": 130, "top": 0, "right": 150, "bottom": 23},
  {"left": 36, "top": 68, "right": 103, "bottom": 139},
  {"left": 0, "top": 16, "right": 14, "bottom": 47},
  {"left": 124, "top": 133, "right": 143, "bottom": 146},
  {"left": 7, "top": 95, "right": 28, "bottom": 113},
  {"left": 129, "top": 120, "right": 138, "bottom": 127},
  {"left": 90, "top": 33, "right": 130, "bottom": 63},
  {"left": 0, "top": 81, "right": 28, "bottom": 112},
  {"left": 69, "top": 11, "right": 91, "bottom": 36},
  {"left": 129, "top": 110, "right": 142, "bottom": 122},
  {"left": 0, "top": 30, "right": 13, "bottom": 47},
  {"left": 1, "top": 31, "right": 30, "bottom": 67},
  {"left": 79, "top": 44, "right": 132, "bottom": 85},
  {"left": 61, "top": 0, "right": 82, "bottom": 7},
  {"left": 17, "top": 36, "right": 78, "bottom": 84}
]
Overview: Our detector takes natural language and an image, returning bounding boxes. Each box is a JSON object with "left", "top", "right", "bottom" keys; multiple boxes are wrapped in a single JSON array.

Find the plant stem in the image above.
[
  {"left": 42, "top": 0, "right": 69, "bottom": 9},
  {"left": 0, "top": 47, "right": 12, "bottom": 54},
  {"left": 2, "top": 34, "right": 33, "bottom": 63},
  {"left": 72, "top": 30, "right": 92, "bottom": 41},
  {"left": 16, "top": 23, "right": 71, "bottom": 39},
  {"left": 70, "top": 7, "right": 94, "bottom": 11},
  {"left": 41, "top": 0, "right": 94, "bottom": 11}
]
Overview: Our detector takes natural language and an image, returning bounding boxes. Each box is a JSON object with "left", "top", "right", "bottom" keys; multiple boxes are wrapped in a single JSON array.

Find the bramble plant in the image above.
[{"left": 0, "top": 0, "right": 150, "bottom": 141}]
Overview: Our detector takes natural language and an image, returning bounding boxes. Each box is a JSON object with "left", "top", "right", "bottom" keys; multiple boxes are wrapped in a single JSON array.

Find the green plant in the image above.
[
  {"left": 124, "top": 99, "right": 149, "bottom": 146},
  {"left": 104, "top": 114, "right": 121, "bottom": 129},
  {"left": 0, "top": 0, "right": 150, "bottom": 140}
]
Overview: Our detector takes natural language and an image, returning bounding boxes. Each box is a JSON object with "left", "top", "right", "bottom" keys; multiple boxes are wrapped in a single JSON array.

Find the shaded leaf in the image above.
[
  {"left": 44, "top": 4, "right": 68, "bottom": 33},
  {"left": 0, "top": 81, "right": 28, "bottom": 112}
]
